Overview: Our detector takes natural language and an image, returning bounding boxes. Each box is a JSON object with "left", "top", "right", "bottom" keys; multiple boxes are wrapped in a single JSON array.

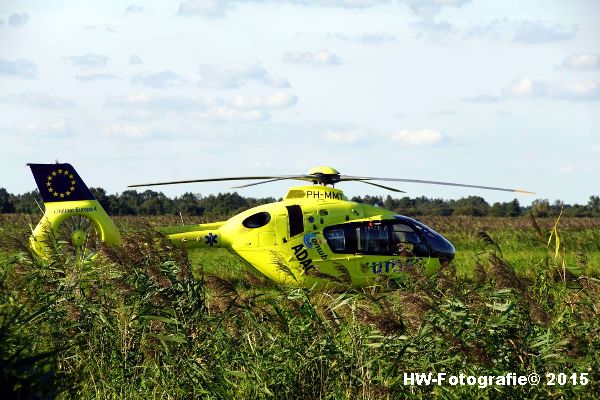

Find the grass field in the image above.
[{"left": 1, "top": 214, "right": 599, "bottom": 399}]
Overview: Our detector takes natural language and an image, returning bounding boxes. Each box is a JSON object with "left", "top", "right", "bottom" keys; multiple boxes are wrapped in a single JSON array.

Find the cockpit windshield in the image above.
[{"left": 395, "top": 215, "right": 455, "bottom": 261}]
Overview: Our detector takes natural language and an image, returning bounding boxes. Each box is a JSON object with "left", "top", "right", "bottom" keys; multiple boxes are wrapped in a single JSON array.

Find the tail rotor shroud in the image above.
[{"left": 55, "top": 215, "right": 101, "bottom": 261}]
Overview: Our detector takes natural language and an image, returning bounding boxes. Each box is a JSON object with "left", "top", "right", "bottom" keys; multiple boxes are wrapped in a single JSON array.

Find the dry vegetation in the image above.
[{"left": 1, "top": 214, "right": 599, "bottom": 399}]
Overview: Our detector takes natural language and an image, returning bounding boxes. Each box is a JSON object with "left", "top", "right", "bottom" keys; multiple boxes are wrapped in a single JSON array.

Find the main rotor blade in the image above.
[
  {"left": 355, "top": 180, "right": 405, "bottom": 193},
  {"left": 128, "top": 175, "right": 308, "bottom": 188},
  {"left": 340, "top": 176, "right": 534, "bottom": 194},
  {"left": 230, "top": 177, "right": 309, "bottom": 189}
]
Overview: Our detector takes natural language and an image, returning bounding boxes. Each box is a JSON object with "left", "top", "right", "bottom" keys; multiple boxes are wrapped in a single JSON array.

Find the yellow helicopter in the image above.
[{"left": 27, "top": 163, "right": 533, "bottom": 288}]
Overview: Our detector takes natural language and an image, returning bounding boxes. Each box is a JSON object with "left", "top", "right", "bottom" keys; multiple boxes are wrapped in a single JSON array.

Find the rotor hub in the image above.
[{"left": 307, "top": 166, "right": 341, "bottom": 185}]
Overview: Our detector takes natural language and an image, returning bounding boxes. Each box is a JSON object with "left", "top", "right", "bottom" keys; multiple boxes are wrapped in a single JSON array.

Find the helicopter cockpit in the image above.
[{"left": 323, "top": 215, "right": 455, "bottom": 261}]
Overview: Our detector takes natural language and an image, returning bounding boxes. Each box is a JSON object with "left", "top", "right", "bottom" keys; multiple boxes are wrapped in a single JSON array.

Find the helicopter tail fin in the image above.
[
  {"left": 27, "top": 163, "right": 121, "bottom": 258},
  {"left": 28, "top": 163, "right": 96, "bottom": 203}
]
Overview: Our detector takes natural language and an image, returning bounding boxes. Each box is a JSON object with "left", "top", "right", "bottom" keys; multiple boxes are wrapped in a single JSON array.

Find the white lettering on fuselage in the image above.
[
  {"left": 305, "top": 190, "right": 342, "bottom": 200},
  {"left": 311, "top": 238, "right": 328, "bottom": 260}
]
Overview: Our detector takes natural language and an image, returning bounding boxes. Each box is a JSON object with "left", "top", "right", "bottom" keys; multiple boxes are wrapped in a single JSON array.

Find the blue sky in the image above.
[{"left": 1, "top": 0, "right": 598, "bottom": 205}]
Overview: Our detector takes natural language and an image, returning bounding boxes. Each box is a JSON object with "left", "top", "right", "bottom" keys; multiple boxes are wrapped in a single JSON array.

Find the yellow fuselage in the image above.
[{"left": 159, "top": 185, "right": 443, "bottom": 287}]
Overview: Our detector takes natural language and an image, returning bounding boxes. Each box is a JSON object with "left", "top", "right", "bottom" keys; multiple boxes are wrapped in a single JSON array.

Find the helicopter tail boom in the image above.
[{"left": 158, "top": 222, "right": 226, "bottom": 249}]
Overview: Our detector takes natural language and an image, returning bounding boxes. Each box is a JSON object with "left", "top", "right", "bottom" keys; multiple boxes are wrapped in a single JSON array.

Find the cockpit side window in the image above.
[
  {"left": 357, "top": 224, "right": 391, "bottom": 254},
  {"left": 324, "top": 225, "right": 356, "bottom": 253},
  {"left": 242, "top": 211, "right": 271, "bottom": 228},
  {"left": 325, "top": 228, "right": 345, "bottom": 251},
  {"left": 286, "top": 205, "right": 304, "bottom": 237},
  {"left": 324, "top": 221, "right": 428, "bottom": 256},
  {"left": 391, "top": 223, "right": 421, "bottom": 245}
]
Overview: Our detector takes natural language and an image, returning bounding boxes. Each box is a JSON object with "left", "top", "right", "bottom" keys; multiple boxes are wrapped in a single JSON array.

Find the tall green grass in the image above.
[{"left": 0, "top": 216, "right": 599, "bottom": 399}]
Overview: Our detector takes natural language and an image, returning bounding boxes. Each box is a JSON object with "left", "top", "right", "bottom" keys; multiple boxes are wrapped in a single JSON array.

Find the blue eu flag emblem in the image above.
[
  {"left": 46, "top": 168, "right": 77, "bottom": 199},
  {"left": 28, "top": 163, "right": 95, "bottom": 203}
]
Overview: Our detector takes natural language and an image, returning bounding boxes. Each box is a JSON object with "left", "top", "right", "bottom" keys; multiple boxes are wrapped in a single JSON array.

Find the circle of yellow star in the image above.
[{"left": 46, "top": 168, "right": 77, "bottom": 199}]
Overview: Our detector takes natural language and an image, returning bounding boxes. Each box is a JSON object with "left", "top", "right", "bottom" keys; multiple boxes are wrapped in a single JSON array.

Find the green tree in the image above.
[
  {"left": 140, "top": 198, "right": 165, "bottom": 215},
  {"left": 451, "top": 196, "right": 490, "bottom": 216},
  {"left": 201, "top": 192, "right": 249, "bottom": 216},
  {"left": 0, "top": 188, "right": 15, "bottom": 213},
  {"left": 174, "top": 192, "right": 204, "bottom": 216},
  {"left": 13, "top": 190, "right": 42, "bottom": 214},
  {"left": 508, "top": 199, "right": 521, "bottom": 217},
  {"left": 531, "top": 199, "right": 550, "bottom": 217},
  {"left": 588, "top": 195, "right": 600, "bottom": 216},
  {"left": 117, "top": 190, "right": 142, "bottom": 215}
]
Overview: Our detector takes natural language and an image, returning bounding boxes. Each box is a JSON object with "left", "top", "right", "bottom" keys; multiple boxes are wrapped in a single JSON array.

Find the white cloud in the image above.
[
  {"left": 389, "top": 129, "right": 444, "bottom": 146},
  {"left": 229, "top": 92, "right": 297, "bottom": 110},
  {"left": 559, "top": 164, "right": 574, "bottom": 174},
  {"left": 104, "top": 124, "right": 151, "bottom": 139},
  {"left": 178, "top": 0, "right": 231, "bottom": 17},
  {"left": 268, "top": 75, "right": 292, "bottom": 87},
  {"left": 76, "top": 73, "right": 119, "bottom": 81},
  {"left": 329, "top": 32, "right": 396, "bottom": 44},
  {"left": 125, "top": 5, "right": 144, "bottom": 13},
  {"left": 65, "top": 54, "right": 110, "bottom": 67},
  {"left": 9, "top": 13, "right": 28, "bottom": 28},
  {"left": 410, "top": 19, "right": 458, "bottom": 40},
  {"left": 105, "top": 93, "right": 217, "bottom": 112},
  {"left": 504, "top": 78, "right": 600, "bottom": 101},
  {"left": 201, "top": 107, "right": 267, "bottom": 122},
  {"left": 561, "top": 53, "right": 600, "bottom": 71},
  {"left": 283, "top": 50, "right": 342, "bottom": 66},
  {"left": 131, "top": 70, "right": 186, "bottom": 88},
  {"left": 129, "top": 55, "right": 143, "bottom": 65},
  {"left": 512, "top": 20, "right": 576, "bottom": 44},
  {"left": 117, "top": 110, "right": 162, "bottom": 122},
  {"left": 0, "top": 92, "right": 76, "bottom": 108},
  {"left": 197, "top": 62, "right": 290, "bottom": 88},
  {"left": 466, "top": 19, "right": 576, "bottom": 44},
  {"left": 17, "top": 121, "right": 74, "bottom": 138},
  {"left": 324, "top": 129, "right": 366, "bottom": 144},
  {"left": 467, "top": 78, "right": 600, "bottom": 102},
  {"left": 544, "top": 80, "right": 600, "bottom": 100},
  {"left": 592, "top": 144, "right": 600, "bottom": 153},
  {"left": 104, "top": 92, "right": 297, "bottom": 122},
  {"left": 324, "top": 0, "right": 389, "bottom": 8},
  {"left": 464, "top": 18, "right": 507, "bottom": 39},
  {"left": 402, "top": 0, "right": 469, "bottom": 18},
  {"left": 0, "top": 58, "right": 37, "bottom": 79},
  {"left": 503, "top": 77, "right": 535, "bottom": 97},
  {"left": 83, "top": 24, "right": 115, "bottom": 33},
  {"left": 177, "top": 0, "right": 389, "bottom": 18},
  {"left": 462, "top": 94, "right": 501, "bottom": 103}
]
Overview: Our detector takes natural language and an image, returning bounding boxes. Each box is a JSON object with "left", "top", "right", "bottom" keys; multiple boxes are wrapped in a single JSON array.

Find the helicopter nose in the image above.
[
  {"left": 395, "top": 215, "right": 456, "bottom": 262},
  {"left": 428, "top": 231, "right": 455, "bottom": 261}
]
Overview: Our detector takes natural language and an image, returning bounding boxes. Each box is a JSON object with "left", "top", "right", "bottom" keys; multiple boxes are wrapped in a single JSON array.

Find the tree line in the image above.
[
  {"left": 0, "top": 187, "right": 599, "bottom": 218},
  {"left": 350, "top": 195, "right": 600, "bottom": 218}
]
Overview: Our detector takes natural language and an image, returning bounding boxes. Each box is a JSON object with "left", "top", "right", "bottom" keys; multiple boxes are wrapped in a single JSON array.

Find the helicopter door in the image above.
[{"left": 275, "top": 214, "right": 288, "bottom": 244}]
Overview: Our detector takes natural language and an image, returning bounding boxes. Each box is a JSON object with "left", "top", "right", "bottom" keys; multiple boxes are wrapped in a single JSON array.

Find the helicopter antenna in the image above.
[{"left": 33, "top": 197, "right": 45, "bottom": 214}]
